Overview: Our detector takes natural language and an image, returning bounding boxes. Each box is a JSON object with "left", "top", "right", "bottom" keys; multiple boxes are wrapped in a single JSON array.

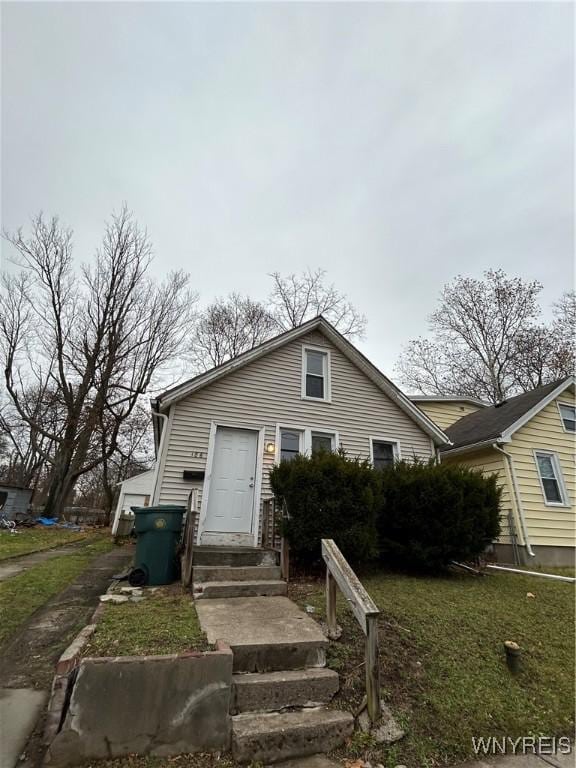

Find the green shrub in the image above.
[
  {"left": 269, "top": 450, "right": 380, "bottom": 566},
  {"left": 377, "top": 460, "right": 501, "bottom": 570}
]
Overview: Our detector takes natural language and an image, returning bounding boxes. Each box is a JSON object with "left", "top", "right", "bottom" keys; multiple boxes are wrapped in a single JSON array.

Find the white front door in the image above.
[{"left": 204, "top": 427, "right": 258, "bottom": 538}]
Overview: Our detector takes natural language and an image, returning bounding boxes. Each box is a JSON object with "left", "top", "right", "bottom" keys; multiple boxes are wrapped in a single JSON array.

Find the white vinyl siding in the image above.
[{"left": 157, "top": 330, "right": 434, "bottom": 526}]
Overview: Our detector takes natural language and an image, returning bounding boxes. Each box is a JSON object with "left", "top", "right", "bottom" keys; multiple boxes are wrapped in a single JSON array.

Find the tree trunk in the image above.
[{"left": 42, "top": 454, "right": 76, "bottom": 518}]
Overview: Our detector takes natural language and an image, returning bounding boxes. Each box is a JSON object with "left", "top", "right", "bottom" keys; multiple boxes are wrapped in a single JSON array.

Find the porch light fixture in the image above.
[{"left": 265, "top": 442, "right": 276, "bottom": 454}]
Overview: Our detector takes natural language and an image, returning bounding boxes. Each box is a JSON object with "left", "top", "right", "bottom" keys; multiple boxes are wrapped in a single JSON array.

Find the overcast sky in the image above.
[{"left": 1, "top": 1, "right": 574, "bottom": 380}]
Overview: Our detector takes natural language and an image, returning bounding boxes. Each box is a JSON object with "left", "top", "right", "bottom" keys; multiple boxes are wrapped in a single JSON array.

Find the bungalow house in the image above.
[
  {"left": 429, "top": 378, "right": 575, "bottom": 567},
  {"left": 148, "top": 316, "right": 449, "bottom": 548}
]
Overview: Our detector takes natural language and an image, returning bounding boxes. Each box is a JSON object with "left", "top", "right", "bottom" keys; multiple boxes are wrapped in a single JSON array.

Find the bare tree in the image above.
[
  {"left": 189, "top": 294, "right": 276, "bottom": 372},
  {"left": 74, "top": 403, "right": 153, "bottom": 523},
  {"left": 395, "top": 270, "right": 570, "bottom": 403},
  {"left": 1, "top": 207, "right": 197, "bottom": 517},
  {"left": 269, "top": 269, "right": 366, "bottom": 339}
]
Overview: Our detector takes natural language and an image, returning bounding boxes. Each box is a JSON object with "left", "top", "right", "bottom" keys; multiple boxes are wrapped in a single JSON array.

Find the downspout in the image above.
[
  {"left": 151, "top": 410, "right": 169, "bottom": 506},
  {"left": 492, "top": 444, "right": 535, "bottom": 558}
]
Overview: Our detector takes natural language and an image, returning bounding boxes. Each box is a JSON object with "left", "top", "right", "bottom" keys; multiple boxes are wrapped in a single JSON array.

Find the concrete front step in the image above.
[
  {"left": 231, "top": 668, "right": 339, "bottom": 714},
  {"left": 231, "top": 708, "right": 354, "bottom": 764},
  {"left": 232, "top": 640, "right": 326, "bottom": 673},
  {"left": 194, "top": 580, "right": 287, "bottom": 600},
  {"left": 193, "top": 546, "right": 278, "bottom": 568},
  {"left": 193, "top": 565, "right": 282, "bottom": 583}
]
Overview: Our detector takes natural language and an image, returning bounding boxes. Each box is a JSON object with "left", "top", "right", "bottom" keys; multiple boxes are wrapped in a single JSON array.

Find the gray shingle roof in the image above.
[{"left": 441, "top": 378, "right": 571, "bottom": 452}]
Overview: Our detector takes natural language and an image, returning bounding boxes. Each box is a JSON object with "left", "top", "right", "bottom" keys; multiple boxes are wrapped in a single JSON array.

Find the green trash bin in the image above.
[{"left": 128, "top": 505, "right": 185, "bottom": 587}]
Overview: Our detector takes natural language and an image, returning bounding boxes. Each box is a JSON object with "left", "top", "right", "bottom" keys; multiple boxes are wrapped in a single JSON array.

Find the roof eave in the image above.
[
  {"left": 441, "top": 436, "right": 511, "bottom": 457},
  {"left": 500, "top": 376, "right": 575, "bottom": 441}
]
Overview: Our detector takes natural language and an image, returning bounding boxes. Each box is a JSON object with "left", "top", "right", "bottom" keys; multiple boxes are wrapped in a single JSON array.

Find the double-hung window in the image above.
[
  {"left": 280, "top": 429, "right": 303, "bottom": 462},
  {"left": 558, "top": 403, "right": 576, "bottom": 433},
  {"left": 311, "top": 432, "right": 335, "bottom": 454},
  {"left": 534, "top": 451, "right": 568, "bottom": 506},
  {"left": 371, "top": 439, "right": 400, "bottom": 470},
  {"left": 277, "top": 426, "right": 338, "bottom": 461},
  {"left": 302, "top": 347, "right": 330, "bottom": 401}
]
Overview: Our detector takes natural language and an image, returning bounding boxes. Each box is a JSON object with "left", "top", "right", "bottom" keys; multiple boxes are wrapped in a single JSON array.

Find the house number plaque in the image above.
[{"left": 190, "top": 451, "right": 205, "bottom": 459}]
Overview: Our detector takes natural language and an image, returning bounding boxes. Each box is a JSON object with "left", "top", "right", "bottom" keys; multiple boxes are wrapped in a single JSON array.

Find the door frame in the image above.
[{"left": 197, "top": 421, "right": 265, "bottom": 547}]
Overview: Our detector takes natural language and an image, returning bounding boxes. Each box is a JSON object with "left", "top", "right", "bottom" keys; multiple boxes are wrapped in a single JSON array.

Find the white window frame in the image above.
[
  {"left": 557, "top": 401, "right": 576, "bottom": 433},
  {"left": 369, "top": 436, "right": 401, "bottom": 468},
  {"left": 533, "top": 450, "right": 570, "bottom": 508},
  {"left": 301, "top": 345, "right": 332, "bottom": 402},
  {"left": 275, "top": 423, "right": 339, "bottom": 462}
]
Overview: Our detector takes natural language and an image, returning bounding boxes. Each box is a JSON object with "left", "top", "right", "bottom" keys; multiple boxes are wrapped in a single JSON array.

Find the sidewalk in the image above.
[{"left": 457, "top": 750, "right": 573, "bottom": 768}]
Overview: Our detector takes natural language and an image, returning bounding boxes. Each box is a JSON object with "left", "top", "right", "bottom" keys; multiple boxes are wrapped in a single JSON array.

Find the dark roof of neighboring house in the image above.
[
  {"left": 441, "top": 377, "right": 574, "bottom": 452},
  {"left": 0, "top": 483, "right": 32, "bottom": 491}
]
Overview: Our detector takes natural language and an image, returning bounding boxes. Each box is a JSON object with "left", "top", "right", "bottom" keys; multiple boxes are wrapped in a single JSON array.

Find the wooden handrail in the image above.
[
  {"left": 321, "top": 538, "right": 381, "bottom": 723},
  {"left": 181, "top": 488, "right": 199, "bottom": 588}
]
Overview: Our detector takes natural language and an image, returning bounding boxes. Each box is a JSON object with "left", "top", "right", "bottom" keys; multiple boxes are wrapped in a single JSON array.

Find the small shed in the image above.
[
  {"left": 0, "top": 484, "right": 33, "bottom": 520},
  {"left": 111, "top": 469, "right": 155, "bottom": 535}
]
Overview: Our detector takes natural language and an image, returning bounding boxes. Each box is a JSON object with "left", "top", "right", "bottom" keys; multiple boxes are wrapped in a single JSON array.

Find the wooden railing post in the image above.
[
  {"left": 326, "top": 568, "right": 338, "bottom": 637},
  {"left": 365, "top": 614, "right": 381, "bottom": 722},
  {"left": 321, "top": 538, "right": 382, "bottom": 724},
  {"left": 181, "top": 489, "right": 198, "bottom": 588},
  {"left": 280, "top": 535, "right": 290, "bottom": 581}
]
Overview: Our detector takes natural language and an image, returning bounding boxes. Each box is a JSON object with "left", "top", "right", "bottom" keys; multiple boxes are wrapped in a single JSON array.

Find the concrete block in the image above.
[
  {"left": 231, "top": 708, "right": 354, "bottom": 763},
  {"left": 232, "top": 668, "right": 339, "bottom": 713},
  {"left": 55, "top": 624, "right": 97, "bottom": 676},
  {"left": 194, "top": 579, "right": 287, "bottom": 599},
  {"left": 46, "top": 645, "right": 233, "bottom": 766},
  {"left": 193, "top": 565, "right": 281, "bottom": 583}
]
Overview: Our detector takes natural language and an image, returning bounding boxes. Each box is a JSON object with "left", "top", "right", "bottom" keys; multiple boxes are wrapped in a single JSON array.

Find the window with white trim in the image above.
[
  {"left": 371, "top": 439, "right": 399, "bottom": 470},
  {"left": 534, "top": 451, "right": 568, "bottom": 506},
  {"left": 311, "top": 431, "right": 335, "bottom": 454},
  {"left": 302, "top": 347, "right": 330, "bottom": 401},
  {"left": 277, "top": 425, "right": 338, "bottom": 461},
  {"left": 280, "top": 429, "right": 303, "bottom": 462},
  {"left": 558, "top": 403, "right": 576, "bottom": 432}
]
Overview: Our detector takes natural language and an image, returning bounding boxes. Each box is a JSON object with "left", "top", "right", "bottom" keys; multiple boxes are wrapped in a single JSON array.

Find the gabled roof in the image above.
[
  {"left": 441, "top": 376, "right": 575, "bottom": 454},
  {"left": 410, "top": 395, "right": 488, "bottom": 408},
  {"left": 152, "top": 316, "right": 450, "bottom": 445}
]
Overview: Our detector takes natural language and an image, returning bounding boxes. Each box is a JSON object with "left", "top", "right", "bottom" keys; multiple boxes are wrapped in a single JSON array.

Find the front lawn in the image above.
[
  {"left": 83, "top": 585, "right": 209, "bottom": 657},
  {"left": 0, "top": 527, "right": 91, "bottom": 561},
  {"left": 0, "top": 534, "right": 114, "bottom": 646},
  {"left": 289, "top": 568, "right": 575, "bottom": 767}
]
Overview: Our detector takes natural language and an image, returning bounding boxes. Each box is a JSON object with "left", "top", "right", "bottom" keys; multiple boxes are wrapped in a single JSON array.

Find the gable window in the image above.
[
  {"left": 280, "top": 429, "right": 303, "bottom": 462},
  {"left": 302, "top": 347, "right": 331, "bottom": 401},
  {"left": 371, "top": 439, "right": 400, "bottom": 470},
  {"left": 558, "top": 403, "right": 576, "bottom": 433},
  {"left": 534, "top": 451, "right": 568, "bottom": 506}
]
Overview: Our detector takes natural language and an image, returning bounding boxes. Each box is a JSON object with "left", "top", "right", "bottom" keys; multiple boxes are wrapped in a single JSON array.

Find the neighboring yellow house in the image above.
[
  {"left": 411, "top": 395, "right": 488, "bottom": 431},
  {"left": 413, "top": 378, "right": 575, "bottom": 567}
]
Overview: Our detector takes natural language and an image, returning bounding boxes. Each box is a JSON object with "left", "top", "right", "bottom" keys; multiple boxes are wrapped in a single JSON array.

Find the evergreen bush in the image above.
[
  {"left": 269, "top": 450, "right": 380, "bottom": 566},
  {"left": 377, "top": 460, "right": 501, "bottom": 569}
]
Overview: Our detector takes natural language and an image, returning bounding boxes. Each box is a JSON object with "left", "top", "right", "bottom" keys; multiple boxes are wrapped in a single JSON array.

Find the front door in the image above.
[{"left": 203, "top": 427, "right": 258, "bottom": 542}]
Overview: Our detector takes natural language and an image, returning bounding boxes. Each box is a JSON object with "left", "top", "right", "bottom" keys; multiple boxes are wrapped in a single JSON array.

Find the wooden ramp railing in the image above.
[
  {"left": 181, "top": 488, "right": 199, "bottom": 588},
  {"left": 321, "top": 538, "right": 381, "bottom": 723},
  {"left": 262, "top": 497, "right": 290, "bottom": 581}
]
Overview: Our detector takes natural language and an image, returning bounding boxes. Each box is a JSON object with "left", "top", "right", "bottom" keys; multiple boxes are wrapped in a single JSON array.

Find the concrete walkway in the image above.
[{"left": 0, "top": 543, "right": 88, "bottom": 582}]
